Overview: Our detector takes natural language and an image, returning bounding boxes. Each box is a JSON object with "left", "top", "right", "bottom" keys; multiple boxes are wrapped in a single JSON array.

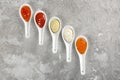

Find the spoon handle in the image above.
[
  {"left": 25, "top": 22, "right": 30, "bottom": 38},
  {"left": 66, "top": 44, "right": 72, "bottom": 62},
  {"left": 52, "top": 35, "right": 58, "bottom": 53},
  {"left": 38, "top": 29, "right": 44, "bottom": 45},
  {"left": 79, "top": 54, "right": 86, "bottom": 75}
]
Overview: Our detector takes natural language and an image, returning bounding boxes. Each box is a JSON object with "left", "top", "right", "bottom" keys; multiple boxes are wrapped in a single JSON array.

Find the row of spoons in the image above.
[{"left": 19, "top": 3, "right": 88, "bottom": 75}]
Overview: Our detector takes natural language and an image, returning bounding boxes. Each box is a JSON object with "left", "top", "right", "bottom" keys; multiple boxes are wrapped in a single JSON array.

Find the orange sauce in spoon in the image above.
[
  {"left": 21, "top": 5, "right": 31, "bottom": 22},
  {"left": 76, "top": 37, "right": 87, "bottom": 54}
]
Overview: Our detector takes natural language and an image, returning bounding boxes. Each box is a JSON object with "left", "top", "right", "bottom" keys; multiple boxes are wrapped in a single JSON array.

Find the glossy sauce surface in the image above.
[
  {"left": 35, "top": 12, "right": 46, "bottom": 28},
  {"left": 76, "top": 38, "right": 87, "bottom": 54},
  {"left": 50, "top": 19, "right": 60, "bottom": 33},
  {"left": 63, "top": 27, "right": 74, "bottom": 43},
  {"left": 21, "top": 5, "right": 31, "bottom": 22}
]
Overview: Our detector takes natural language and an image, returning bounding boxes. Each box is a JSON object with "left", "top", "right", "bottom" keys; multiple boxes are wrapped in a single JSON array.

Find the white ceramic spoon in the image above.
[
  {"left": 34, "top": 10, "right": 47, "bottom": 45},
  {"left": 62, "top": 25, "right": 75, "bottom": 62},
  {"left": 19, "top": 3, "right": 33, "bottom": 38},
  {"left": 49, "top": 17, "right": 61, "bottom": 53},
  {"left": 75, "top": 35, "right": 88, "bottom": 75}
]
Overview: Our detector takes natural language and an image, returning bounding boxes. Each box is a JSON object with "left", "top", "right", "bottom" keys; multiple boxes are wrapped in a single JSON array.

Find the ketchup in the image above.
[
  {"left": 21, "top": 5, "right": 31, "bottom": 22},
  {"left": 35, "top": 12, "right": 46, "bottom": 28}
]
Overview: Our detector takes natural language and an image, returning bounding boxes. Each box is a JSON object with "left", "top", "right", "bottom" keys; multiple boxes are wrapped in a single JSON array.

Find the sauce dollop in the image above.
[
  {"left": 21, "top": 5, "right": 31, "bottom": 22},
  {"left": 50, "top": 19, "right": 60, "bottom": 33},
  {"left": 63, "top": 27, "right": 74, "bottom": 43},
  {"left": 35, "top": 12, "right": 46, "bottom": 28},
  {"left": 76, "top": 38, "right": 87, "bottom": 54}
]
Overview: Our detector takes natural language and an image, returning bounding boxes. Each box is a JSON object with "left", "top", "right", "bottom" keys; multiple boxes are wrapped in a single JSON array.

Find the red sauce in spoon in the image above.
[
  {"left": 35, "top": 12, "right": 46, "bottom": 28},
  {"left": 20, "top": 5, "right": 31, "bottom": 22}
]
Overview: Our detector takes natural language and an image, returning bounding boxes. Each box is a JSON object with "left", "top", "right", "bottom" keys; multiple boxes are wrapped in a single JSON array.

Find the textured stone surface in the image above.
[{"left": 0, "top": 0, "right": 120, "bottom": 80}]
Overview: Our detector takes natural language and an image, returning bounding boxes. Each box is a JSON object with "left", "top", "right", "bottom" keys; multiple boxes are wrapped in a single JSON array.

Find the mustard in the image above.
[{"left": 50, "top": 19, "right": 60, "bottom": 33}]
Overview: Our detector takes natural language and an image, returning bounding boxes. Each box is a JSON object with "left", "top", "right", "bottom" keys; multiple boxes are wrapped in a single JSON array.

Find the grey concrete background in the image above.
[{"left": 0, "top": 0, "right": 120, "bottom": 80}]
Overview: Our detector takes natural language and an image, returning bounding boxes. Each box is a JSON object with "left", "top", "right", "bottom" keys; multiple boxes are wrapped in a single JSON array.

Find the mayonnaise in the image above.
[{"left": 63, "top": 27, "right": 74, "bottom": 43}]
